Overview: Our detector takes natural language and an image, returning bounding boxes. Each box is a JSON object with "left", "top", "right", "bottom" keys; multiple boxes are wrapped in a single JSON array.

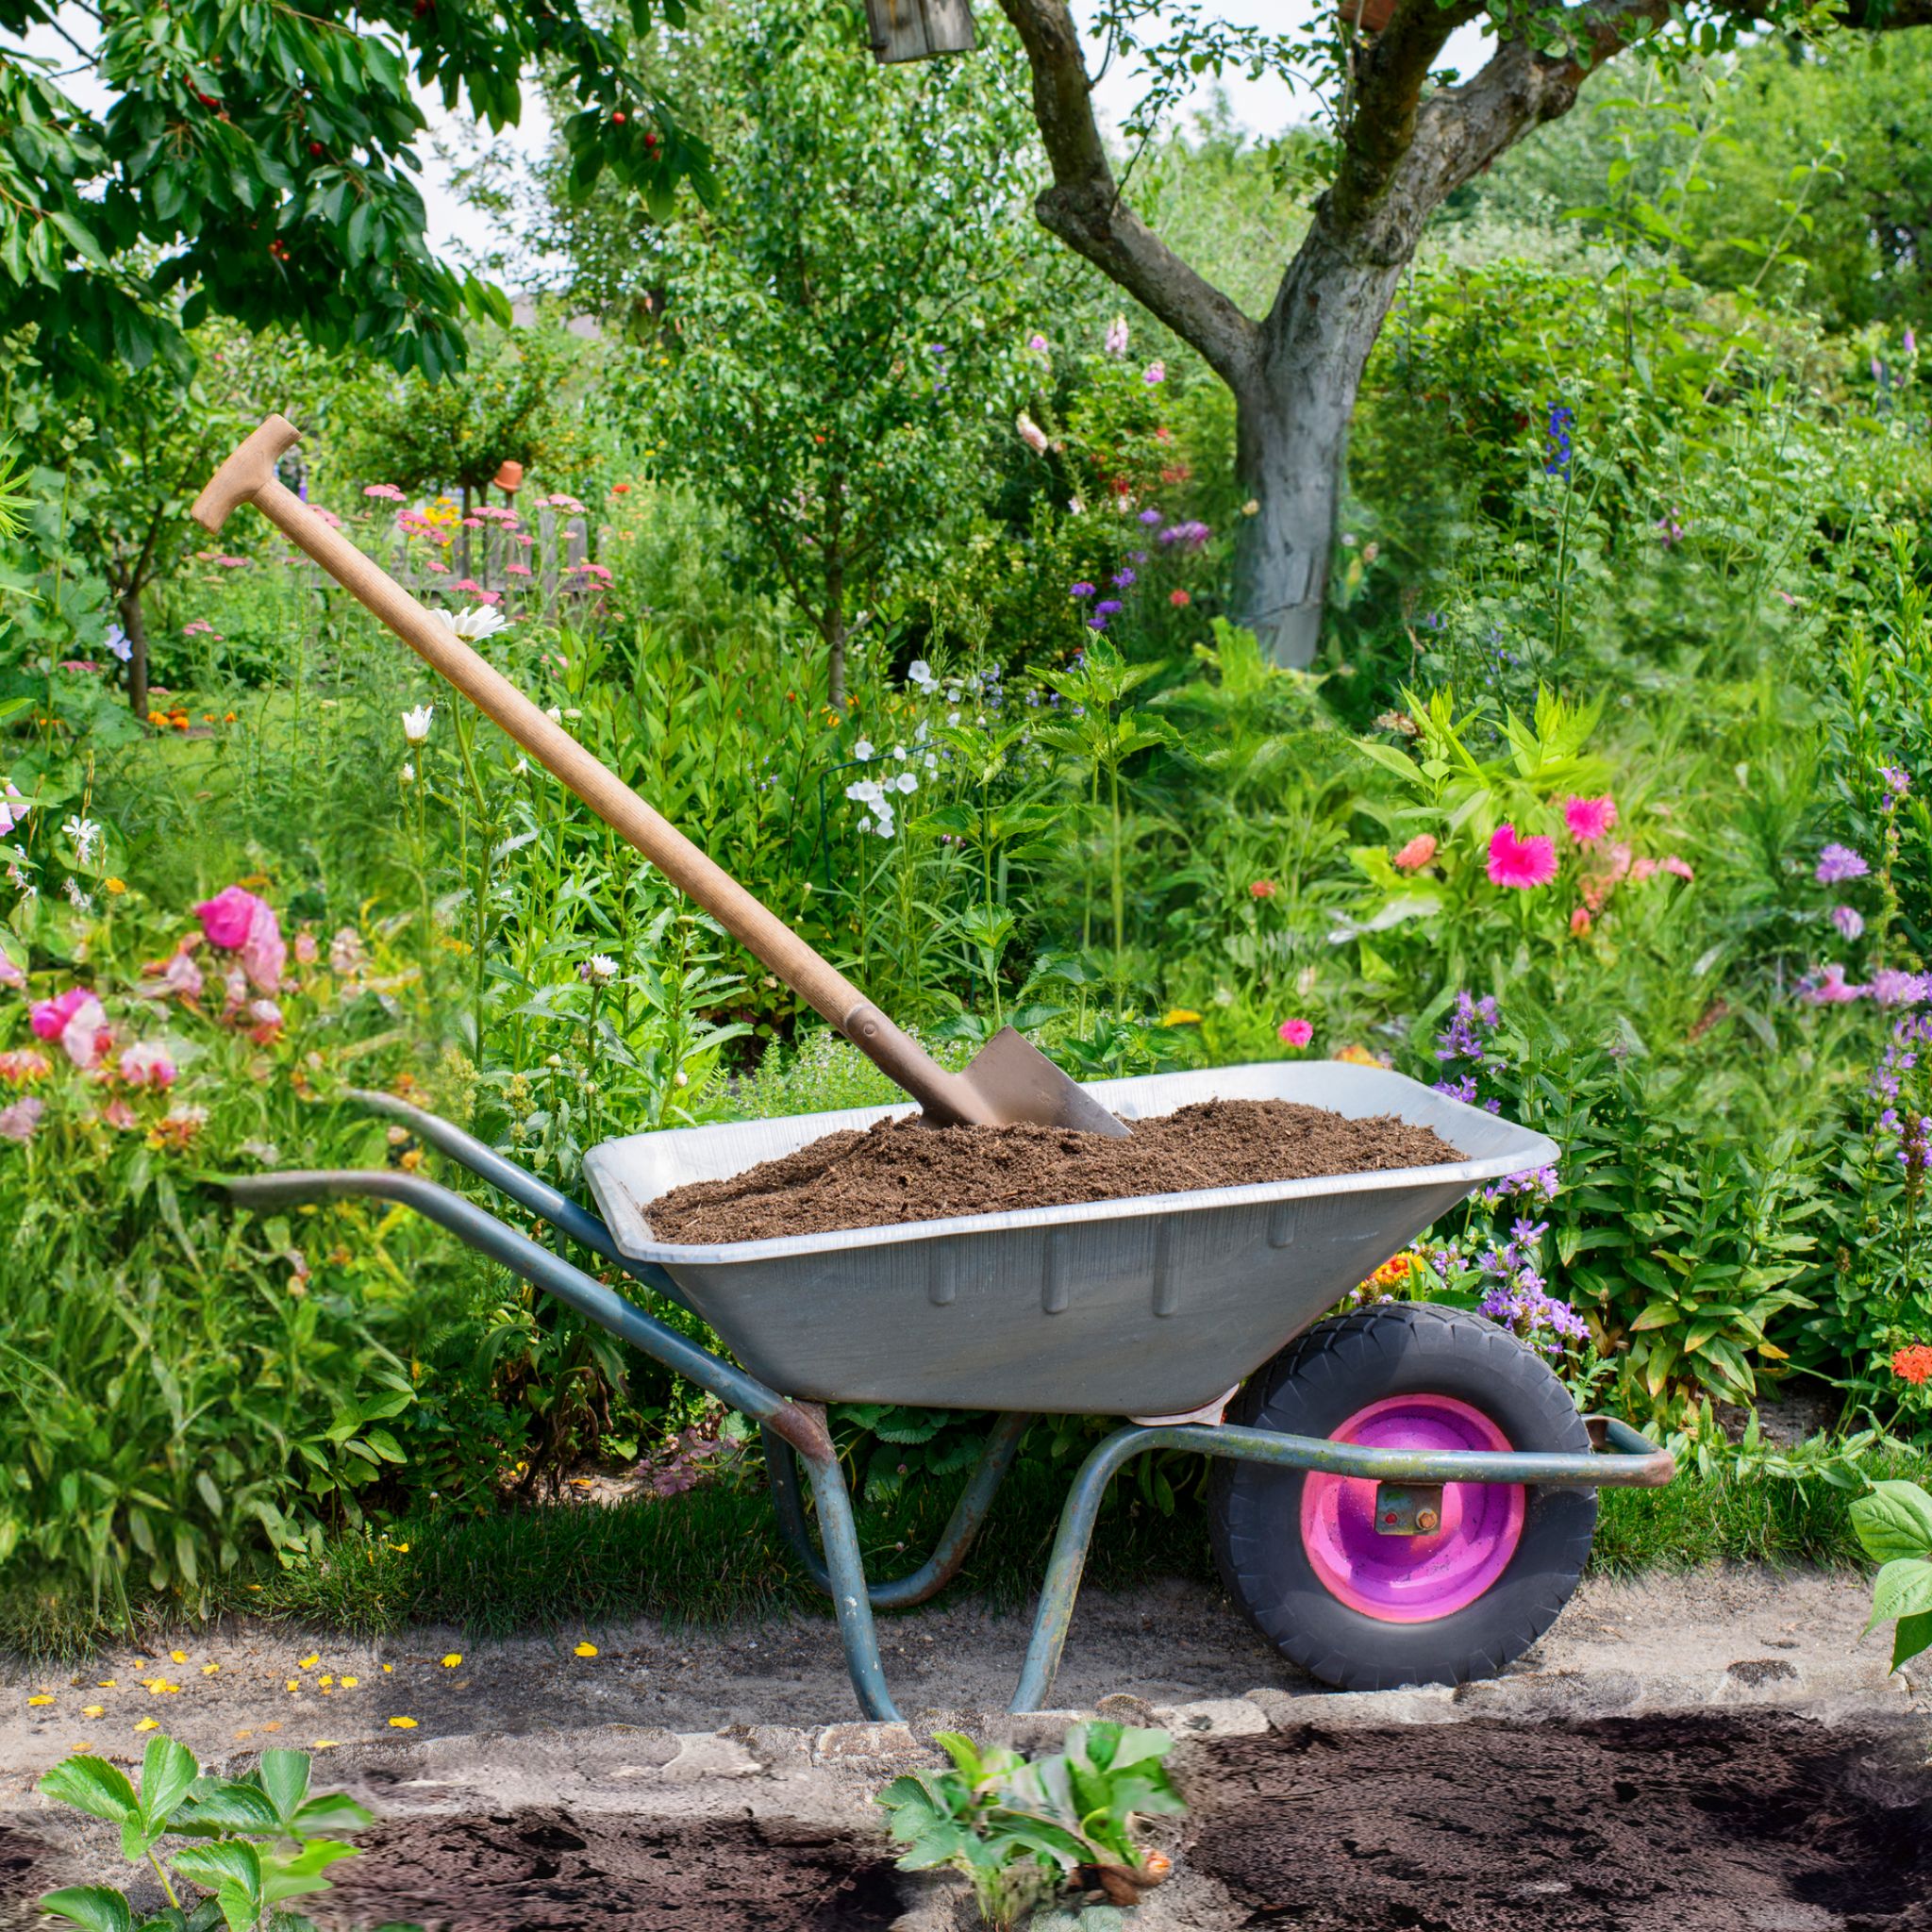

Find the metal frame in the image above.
[{"left": 223, "top": 1092, "right": 1674, "bottom": 1723}]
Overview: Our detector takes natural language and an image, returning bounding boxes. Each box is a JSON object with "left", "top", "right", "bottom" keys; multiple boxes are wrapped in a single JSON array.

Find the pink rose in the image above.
[
  {"left": 118, "top": 1041, "right": 177, "bottom": 1091},
  {"left": 160, "top": 947, "right": 205, "bottom": 1001},
  {"left": 193, "top": 884, "right": 284, "bottom": 992},
  {"left": 58, "top": 992, "right": 110, "bottom": 1070},
  {"left": 1278, "top": 1018, "right": 1314, "bottom": 1048}
]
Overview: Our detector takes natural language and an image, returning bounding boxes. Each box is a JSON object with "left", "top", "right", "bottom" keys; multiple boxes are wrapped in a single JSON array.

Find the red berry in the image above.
[
  {"left": 308, "top": 141, "right": 323, "bottom": 156},
  {"left": 610, "top": 110, "right": 626, "bottom": 125}
]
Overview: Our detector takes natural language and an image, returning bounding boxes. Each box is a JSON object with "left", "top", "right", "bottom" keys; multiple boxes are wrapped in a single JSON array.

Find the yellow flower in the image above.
[
  {"left": 297, "top": 1654, "right": 320, "bottom": 1670},
  {"left": 134, "top": 1718, "right": 158, "bottom": 1732},
  {"left": 574, "top": 1642, "right": 598, "bottom": 1658},
  {"left": 83, "top": 1705, "right": 105, "bottom": 1719},
  {"left": 391, "top": 1542, "right": 410, "bottom": 1554},
  {"left": 1334, "top": 1043, "right": 1385, "bottom": 1067},
  {"left": 388, "top": 1716, "right": 418, "bottom": 1729},
  {"left": 104, "top": 877, "right": 125, "bottom": 894},
  {"left": 441, "top": 1654, "right": 462, "bottom": 1669},
  {"left": 381, "top": 1663, "right": 393, "bottom": 1674},
  {"left": 27, "top": 1693, "right": 53, "bottom": 1707},
  {"left": 1161, "top": 1008, "right": 1203, "bottom": 1027}
]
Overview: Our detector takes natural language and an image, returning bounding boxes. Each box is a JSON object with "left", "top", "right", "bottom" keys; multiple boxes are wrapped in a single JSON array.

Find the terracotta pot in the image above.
[{"left": 492, "top": 458, "right": 525, "bottom": 494}]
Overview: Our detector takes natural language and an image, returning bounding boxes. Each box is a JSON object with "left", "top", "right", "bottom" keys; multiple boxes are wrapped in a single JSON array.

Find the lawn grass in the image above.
[{"left": 9, "top": 1450, "right": 1923, "bottom": 1662}]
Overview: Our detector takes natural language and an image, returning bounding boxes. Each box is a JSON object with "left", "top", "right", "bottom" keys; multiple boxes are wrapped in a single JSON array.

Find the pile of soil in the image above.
[
  {"left": 319, "top": 1811, "right": 902, "bottom": 1931},
  {"left": 1186, "top": 1710, "right": 1932, "bottom": 1930},
  {"left": 648, "top": 1097, "right": 1461, "bottom": 1243}
]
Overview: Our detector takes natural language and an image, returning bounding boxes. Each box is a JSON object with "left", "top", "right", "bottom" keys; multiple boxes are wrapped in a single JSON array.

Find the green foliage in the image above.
[
  {"left": 1851, "top": 1479, "right": 1932, "bottom": 1673},
  {"left": 876, "top": 1724, "right": 1183, "bottom": 1929},
  {"left": 36, "top": 1735, "right": 378, "bottom": 1932}
]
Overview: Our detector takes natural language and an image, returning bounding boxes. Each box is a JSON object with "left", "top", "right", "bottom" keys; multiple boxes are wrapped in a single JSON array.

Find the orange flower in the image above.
[
  {"left": 1372, "top": 1253, "right": 1414, "bottom": 1287},
  {"left": 1334, "top": 1043, "right": 1385, "bottom": 1067},
  {"left": 1392, "top": 834, "right": 1438, "bottom": 873},
  {"left": 1249, "top": 880, "right": 1277, "bottom": 899},
  {"left": 1892, "top": 1343, "right": 1932, "bottom": 1387}
]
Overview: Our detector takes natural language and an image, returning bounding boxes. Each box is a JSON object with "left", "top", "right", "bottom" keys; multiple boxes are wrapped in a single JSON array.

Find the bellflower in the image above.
[{"left": 1816, "top": 843, "right": 1869, "bottom": 885}]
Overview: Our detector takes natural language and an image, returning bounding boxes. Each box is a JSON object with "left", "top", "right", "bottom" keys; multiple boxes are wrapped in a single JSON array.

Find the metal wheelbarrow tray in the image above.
[
  {"left": 583, "top": 1061, "right": 1559, "bottom": 1418},
  {"left": 225, "top": 1060, "right": 1673, "bottom": 1721}
]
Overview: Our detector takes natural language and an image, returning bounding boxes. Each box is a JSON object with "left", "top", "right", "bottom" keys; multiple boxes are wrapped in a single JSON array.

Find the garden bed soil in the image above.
[
  {"left": 1185, "top": 1710, "right": 1932, "bottom": 1930},
  {"left": 647, "top": 1098, "right": 1462, "bottom": 1243}
]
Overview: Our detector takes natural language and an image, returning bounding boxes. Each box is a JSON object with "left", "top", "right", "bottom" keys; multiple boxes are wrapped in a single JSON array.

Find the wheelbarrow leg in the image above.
[
  {"left": 763, "top": 1411, "right": 1032, "bottom": 1610},
  {"left": 793, "top": 1446, "right": 902, "bottom": 1723}
]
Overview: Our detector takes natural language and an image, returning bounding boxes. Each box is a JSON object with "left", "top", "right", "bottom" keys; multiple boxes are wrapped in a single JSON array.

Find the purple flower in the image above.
[
  {"left": 1027, "top": 332, "right": 1049, "bottom": 353},
  {"left": 1142, "top": 359, "right": 1166, "bottom": 386},
  {"left": 1831, "top": 905, "right": 1866, "bottom": 941},
  {"left": 1544, "top": 403, "right": 1574, "bottom": 476},
  {"left": 1138, "top": 508, "right": 1162, "bottom": 526},
  {"left": 1435, "top": 991, "right": 1502, "bottom": 1063},
  {"left": 1801, "top": 963, "right": 1868, "bottom": 1004},
  {"left": 1158, "top": 520, "right": 1211, "bottom": 549},
  {"left": 1087, "top": 616, "right": 1108, "bottom": 632},
  {"left": 1112, "top": 568, "right": 1137, "bottom": 589},
  {"left": 1069, "top": 582, "right": 1096, "bottom": 599},
  {"left": 0, "top": 1095, "right": 42, "bottom": 1142},
  {"left": 1907, "top": 325, "right": 1919, "bottom": 357},
  {"left": 1816, "top": 843, "right": 1869, "bottom": 885},
  {"left": 1094, "top": 599, "right": 1123, "bottom": 617},
  {"left": 1872, "top": 969, "right": 1929, "bottom": 1008}
]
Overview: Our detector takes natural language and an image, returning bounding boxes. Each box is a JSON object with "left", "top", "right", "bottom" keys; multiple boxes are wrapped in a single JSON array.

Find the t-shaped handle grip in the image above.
[{"left": 191, "top": 412, "right": 303, "bottom": 533}]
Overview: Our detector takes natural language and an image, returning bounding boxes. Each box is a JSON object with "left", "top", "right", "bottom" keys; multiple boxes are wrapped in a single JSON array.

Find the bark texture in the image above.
[{"left": 996, "top": 0, "right": 1932, "bottom": 667}]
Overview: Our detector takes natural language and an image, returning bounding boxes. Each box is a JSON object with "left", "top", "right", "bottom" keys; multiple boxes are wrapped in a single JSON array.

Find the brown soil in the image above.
[
  {"left": 318, "top": 1812, "right": 902, "bottom": 1931},
  {"left": 1185, "top": 1711, "right": 1932, "bottom": 1930},
  {"left": 648, "top": 1098, "right": 1461, "bottom": 1244}
]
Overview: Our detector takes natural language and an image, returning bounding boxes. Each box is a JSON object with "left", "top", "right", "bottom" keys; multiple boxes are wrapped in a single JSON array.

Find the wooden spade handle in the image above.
[{"left": 192, "top": 414, "right": 975, "bottom": 1119}]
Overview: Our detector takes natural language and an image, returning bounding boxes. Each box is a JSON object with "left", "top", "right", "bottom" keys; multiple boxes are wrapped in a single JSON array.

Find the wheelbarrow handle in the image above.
[{"left": 192, "top": 415, "right": 965, "bottom": 1121}]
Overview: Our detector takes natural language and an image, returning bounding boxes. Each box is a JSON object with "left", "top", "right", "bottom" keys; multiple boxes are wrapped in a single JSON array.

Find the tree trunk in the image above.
[
  {"left": 1234, "top": 224, "right": 1408, "bottom": 670},
  {"left": 119, "top": 587, "right": 150, "bottom": 722}
]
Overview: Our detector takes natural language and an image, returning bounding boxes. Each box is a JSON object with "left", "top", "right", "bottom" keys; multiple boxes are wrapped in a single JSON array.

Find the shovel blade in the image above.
[{"left": 958, "top": 1025, "right": 1132, "bottom": 1138}]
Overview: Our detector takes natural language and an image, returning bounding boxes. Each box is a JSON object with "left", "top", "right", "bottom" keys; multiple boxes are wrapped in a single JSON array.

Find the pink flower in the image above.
[
  {"left": 1278, "top": 1018, "right": 1314, "bottom": 1048},
  {"left": 1142, "top": 359, "right": 1166, "bottom": 386},
  {"left": 118, "top": 1041, "right": 176, "bottom": 1090},
  {"left": 1802, "top": 964, "right": 1867, "bottom": 1005},
  {"left": 294, "top": 931, "right": 318, "bottom": 965},
  {"left": 425, "top": 558, "right": 451, "bottom": 574},
  {"left": 1392, "top": 834, "right": 1438, "bottom": 873},
  {"left": 0, "top": 1095, "right": 42, "bottom": 1142},
  {"left": 1249, "top": 880, "right": 1277, "bottom": 899},
  {"left": 0, "top": 949, "right": 24, "bottom": 992},
  {"left": 193, "top": 885, "right": 284, "bottom": 993},
  {"left": 363, "top": 483, "right": 406, "bottom": 501},
  {"left": 101, "top": 1097, "right": 139, "bottom": 1130},
  {"left": 329, "top": 928, "right": 367, "bottom": 975},
  {"left": 1015, "top": 411, "right": 1050, "bottom": 456},
  {"left": 30, "top": 987, "right": 93, "bottom": 1042},
  {"left": 0, "top": 1048, "right": 50, "bottom": 1083},
  {"left": 1661, "top": 856, "right": 1694, "bottom": 881},
  {"left": 159, "top": 946, "right": 205, "bottom": 1001},
  {"left": 1629, "top": 858, "right": 1658, "bottom": 883},
  {"left": 1570, "top": 907, "right": 1591, "bottom": 936},
  {"left": 1563, "top": 795, "right": 1617, "bottom": 844},
  {"left": 247, "top": 998, "right": 284, "bottom": 1044},
  {"left": 507, "top": 562, "right": 533, "bottom": 577},
  {"left": 57, "top": 992, "right": 110, "bottom": 1070},
  {"left": 1486, "top": 824, "right": 1557, "bottom": 890}
]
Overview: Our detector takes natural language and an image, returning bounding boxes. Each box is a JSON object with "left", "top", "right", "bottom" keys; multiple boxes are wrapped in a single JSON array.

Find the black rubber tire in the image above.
[{"left": 1208, "top": 1302, "right": 1597, "bottom": 1691}]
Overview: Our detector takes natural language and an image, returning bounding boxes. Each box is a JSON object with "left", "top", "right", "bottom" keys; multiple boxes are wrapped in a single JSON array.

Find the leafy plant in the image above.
[
  {"left": 1850, "top": 1479, "right": 1932, "bottom": 1674},
  {"left": 36, "top": 1735, "right": 381, "bottom": 1932},
  {"left": 876, "top": 1723, "right": 1182, "bottom": 1929}
]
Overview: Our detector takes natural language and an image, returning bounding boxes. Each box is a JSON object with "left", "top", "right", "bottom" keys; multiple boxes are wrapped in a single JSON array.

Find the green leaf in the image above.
[
  {"left": 36, "top": 1887, "right": 133, "bottom": 1932},
  {"left": 256, "top": 1749, "right": 310, "bottom": 1824},
  {"left": 259, "top": 1837, "right": 358, "bottom": 1907},
  {"left": 139, "top": 1736, "right": 200, "bottom": 1836},
  {"left": 1890, "top": 1609, "right": 1932, "bottom": 1674},
  {"left": 1867, "top": 1557, "right": 1932, "bottom": 1628},
  {"left": 39, "top": 1757, "right": 140, "bottom": 1829},
  {"left": 1850, "top": 1482, "right": 1932, "bottom": 1564},
  {"left": 167, "top": 1841, "right": 261, "bottom": 1931}
]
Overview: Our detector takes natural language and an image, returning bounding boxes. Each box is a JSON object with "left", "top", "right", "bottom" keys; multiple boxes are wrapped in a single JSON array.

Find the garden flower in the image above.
[
  {"left": 31, "top": 987, "right": 93, "bottom": 1041},
  {"left": 1070, "top": 582, "right": 1095, "bottom": 599},
  {"left": 1015, "top": 411, "right": 1050, "bottom": 455},
  {"left": 329, "top": 928, "right": 367, "bottom": 975},
  {"left": 1816, "top": 843, "right": 1869, "bottom": 884},
  {"left": 62, "top": 815, "right": 103, "bottom": 863},
  {"left": 106, "top": 624, "right": 133, "bottom": 663},
  {"left": 579, "top": 954, "right": 619, "bottom": 986},
  {"left": 1162, "top": 1008, "right": 1202, "bottom": 1026},
  {"left": 118, "top": 1041, "right": 177, "bottom": 1091},
  {"left": 147, "top": 1104, "right": 208, "bottom": 1151},
  {"left": 1892, "top": 1344, "right": 1932, "bottom": 1386},
  {"left": 1278, "top": 1018, "right": 1314, "bottom": 1047},
  {"left": 854, "top": 739, "right": 874, "bottom": 760},
  {"left": 1832, "top": 905, "right": 1866, "bottom": 941},
  {"left": 247, "top": 998, "right": 284, "bottom": 1044},
  {"left": 1872, "top": 969, "right": 1930, "bottom": 1008},
  {"left": 1334, "top": 1044, "right": 1385, "bottom": 1067},
  {"left": 58, "top": 992, "right": 110, "bottom": 1069},
  {"left": 0, "top": 950, "right": 23, "bottom": 991},
  {"left": 102, "top": 1098, "right": 138, "bottom": 1131},
  {"left": 0, "top": 1095, "right": 43, "bottom": 1142},
  {"left": 1142, "top": 359, "right": 1166, "bottom": 386},
  {"left": 1571, "top": 907, "right": 1591, "bottom": 935},
  {"left": 1801, "top": 964, "right": 1867, "bottom": 1004},
  {"left": 1105, "top": 315, "right": 1129, "bottom": 356},
  {"left": 402, "top": 705, "right": 435, "bottom": 743},
  {"left": 1629, "top": 858, "right": 1657, "bottom": 882},
  {"left": 906, "top": 659, "right": 937, "bottom": 692},
  {"left": 294, "top": 932, "right": 318, "bottom": 965},
  {"left": 1391, "top": 834, "right": 1437, "bottom": 872},
  {"left": 1562, "top": 795, "right": 1617, "bottom": 844},
  {"left": 1660, "top": 855, "right": 1694, "bottom": 881},
  {"left": 1170, "top": 590, "right": 1191, "bottom": 608},
  {"left": 193, "top": 885, "right": 285, "bottom": 993},
  {"left": 1249, "top": 880, "right": 1278, "bottom": 899},
  {"left": 0, "top": 1049, "right": 50, "bottom": 1082},
  {"left": 1544, "top": 403, "right": 1574, "bottom": 475},
  {"left": 155, "top": 946, "right": 204, "bottom": 1001},
  {"left": 1486, "top": 824, "right": 1557, "bottom": 889}
]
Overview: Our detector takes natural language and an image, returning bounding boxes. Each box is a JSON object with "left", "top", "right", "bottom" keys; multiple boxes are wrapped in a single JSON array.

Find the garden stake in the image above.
[{"left": 193, "top": 414, "right": 1129, "bottom": 1138}]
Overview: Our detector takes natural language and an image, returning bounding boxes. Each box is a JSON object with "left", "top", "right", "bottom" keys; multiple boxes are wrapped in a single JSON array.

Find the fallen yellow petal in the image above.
[
  {"left": 441, "top": 1654, "right": 462, "bottom": 1669},
  {"left": 388, "top": 1716, "right": 418, "bottom": 1729},
  {"left": 339, "top": 1675, "right": 359, "bottom": 1689},
  {"left": 134, "top": 1718, "right": 158, "bottom": 1732},
  {"left": 382, "top": 1663, "right": 393, "bottom": 1674},
  {"left": 201, "top": 1664, "right": 219, "bottom": 1677},
  {"left": 27, "top": 1694, "right": 53, "bottom": 1707},
  {"left": 286, "top": 1679, "right": 301, "bottom": 1694},
  {"left": 574, "top": 1642, "right": 598, "bottom": 1658},
  {"left": 312, "top": 1740, "right": 340, "bottom": 1750},
  {"left": 83, "top": 1706, "right": 105, "bottom": 1719},
  {"left": 234, "top": 1729, "right": 254, "bottom": 1740},
  {"left": 260, "top": 1721, "right": 282, "bottom": 1733},
  {"left": 319, "top": 1674, "right": 334, "bottom": 1688},
  {"left": 96, "top": 1680, "right": 117, "bottom": 1690},
  {"left": 297, "top": 1654, "right": 320, "bottom": 1671}
]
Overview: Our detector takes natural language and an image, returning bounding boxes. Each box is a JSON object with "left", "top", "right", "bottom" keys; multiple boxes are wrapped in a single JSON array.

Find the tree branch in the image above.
[{"left": 994, "top": 0, "right": 1262, "bottom": 391}]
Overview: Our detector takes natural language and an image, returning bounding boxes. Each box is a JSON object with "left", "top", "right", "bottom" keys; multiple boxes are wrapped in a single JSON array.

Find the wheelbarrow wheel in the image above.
[{"left": 1208, "top": 1301, "right": 1596, "bottom": 1691}]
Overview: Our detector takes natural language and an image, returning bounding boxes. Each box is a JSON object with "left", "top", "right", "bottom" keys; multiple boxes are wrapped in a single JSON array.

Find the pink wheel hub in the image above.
[{"left": 1299, "top": 1394, "right": 1524, "bottom": 1623}]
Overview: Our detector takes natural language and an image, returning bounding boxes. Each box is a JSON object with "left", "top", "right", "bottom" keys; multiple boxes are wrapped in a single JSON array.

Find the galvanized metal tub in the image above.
[{"left": 581, "top": 1061, "right": 1557, "bottom": 1417}]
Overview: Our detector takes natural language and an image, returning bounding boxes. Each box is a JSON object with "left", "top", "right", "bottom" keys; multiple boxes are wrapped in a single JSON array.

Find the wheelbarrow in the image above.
[{"left": 225, "top": 1059, "right": 1672, "bottom": 1720}]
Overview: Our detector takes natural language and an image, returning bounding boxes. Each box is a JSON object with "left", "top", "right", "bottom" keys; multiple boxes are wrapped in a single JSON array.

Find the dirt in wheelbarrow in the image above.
[
  {"left": 314, "top": 1810, "right": 902, "bottom": 1931},
  {"left": 648, "top": 1097, "right": 1463, "bottom": 1242},
  {"left": 1184, "top": 1708, "right": 1932, "bottom": 1930}
]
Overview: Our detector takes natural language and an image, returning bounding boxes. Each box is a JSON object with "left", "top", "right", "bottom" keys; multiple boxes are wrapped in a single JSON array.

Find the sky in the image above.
[{"left": 9, "top": 1, "right": 1495, "bottom": 265}]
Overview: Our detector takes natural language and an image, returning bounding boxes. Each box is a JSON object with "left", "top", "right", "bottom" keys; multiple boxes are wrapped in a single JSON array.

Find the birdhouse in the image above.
[{"left": 864, "top": 0, "right": 975, "bottom": 63}]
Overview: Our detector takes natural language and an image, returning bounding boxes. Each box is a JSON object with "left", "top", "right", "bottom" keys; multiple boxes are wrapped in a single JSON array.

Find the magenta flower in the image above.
[
  {"left": 30, "top": 987, "right": 93, "bottom": 1042},
  {"left": 118, "top": 1041, "right": 177, "bottom": 1090},
  {"left": 1028, "top": 332, "right": 1049, "bottom": 353},
  {"left": 1486, "top": 824, "right": 1557, "bottom": 890},
  {"left": 0, "top": 1095, "right": 43, "bottom": 1142},
  {"left": 1142, "top": 359, "right": 1166, "bottom": 386},
  {"left": 1831, "top": 905, "right": 1865, "bottom": 941},
  {"left": 1801, "top": 964, "right": 1867, "bottom": 1005},
  {"left": 1816, "top": 843, "right": 1869, "bottom": 885},
  {"left": 1278, "top": 1018, "right": 1314, "bottom": 1048},
  {"left": 0, "top": 778, "right": 33, "bottom": 838},
  {"left": 1562, "top": 795, "right": 1617, "bottom": 844},
  {"left": 193, "top": 885, "right": 285, "bottom": 993}
]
